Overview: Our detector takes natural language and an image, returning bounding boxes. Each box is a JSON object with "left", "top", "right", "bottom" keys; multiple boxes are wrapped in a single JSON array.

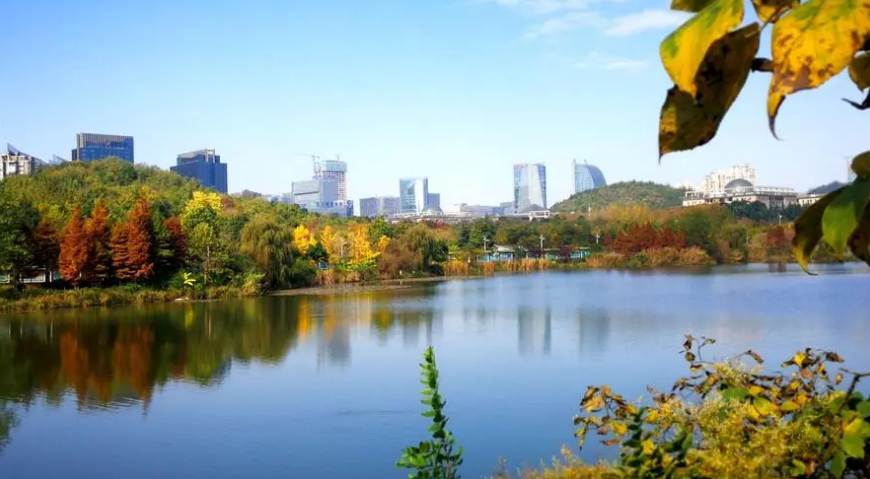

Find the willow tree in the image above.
[
  {"left": 656, "top": 0, "right": 870, "bottom": 273},
  {"left": 240, "top": 214, "right": 295, "bottom": 288}
]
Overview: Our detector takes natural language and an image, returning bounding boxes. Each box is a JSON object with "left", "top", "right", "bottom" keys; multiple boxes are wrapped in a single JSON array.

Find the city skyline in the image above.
[{"left": 1, "top": 1, "right": 861, "bottom": 207}]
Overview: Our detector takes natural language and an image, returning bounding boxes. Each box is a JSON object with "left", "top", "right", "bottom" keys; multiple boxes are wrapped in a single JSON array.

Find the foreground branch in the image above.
[
  {"left": 751, "top": 57, "right": 773, "bottom": 72},
  {"left": 843, "top": 90, "right": 870, "bottom": 111}
]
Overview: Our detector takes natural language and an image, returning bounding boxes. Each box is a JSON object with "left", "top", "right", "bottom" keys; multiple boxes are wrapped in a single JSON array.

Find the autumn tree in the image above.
[
  {"left": 110, "top": 222, "right": 131, "bottom": 280},
  {"left": 187, "top": 222, "right": 228, "bottom": 286},
  {"left": 59, "top": 205, "right": 90, "bottom": 286},
  {"left": 85, "top": 199, "right": 112, "bottom": 283},
  {"left": 125, "top": 196, "right": 154, "bottom": 281},
  {"left": 292, "top": 224, "right": 315, "bottom": 256},
  {"left": 347, "top": 223, "right": 377, "bottom": 264},
  {"left": 655, "top": 0, "right": 870, "bottom": 272},
  {"left": 319, "top": 225, "right": 340, "bottom": 263}
]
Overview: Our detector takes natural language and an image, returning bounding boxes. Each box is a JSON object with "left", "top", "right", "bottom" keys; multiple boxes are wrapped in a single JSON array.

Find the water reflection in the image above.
[{"left": 518, "top": 307, "right": 551, "bottom": 356}]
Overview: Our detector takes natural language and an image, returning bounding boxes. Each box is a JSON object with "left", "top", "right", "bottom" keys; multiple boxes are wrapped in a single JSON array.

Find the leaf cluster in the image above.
[
  {"left": 573, "top": 335, "right": 870, "bottom": 478},
  {"left": 397, "top": 346, "right": 464, "bottom": 479}
]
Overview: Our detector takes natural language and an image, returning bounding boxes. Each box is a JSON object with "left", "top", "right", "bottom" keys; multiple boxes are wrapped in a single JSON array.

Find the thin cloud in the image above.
[
  {"left": 477, "top": 0, "right": 604, "bottom": 15},
  {"left": 573, "top": 52, "right": 649, "bottom": 70},
  {"left": 604, "top": 9, "right": 690, "bottom": 36},
  {"left": 522, "top": 11, "right": 604, "bottom": 39}
]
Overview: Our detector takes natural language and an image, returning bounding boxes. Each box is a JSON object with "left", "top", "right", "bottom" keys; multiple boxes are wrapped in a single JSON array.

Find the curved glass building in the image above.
[{"left": 573, "top": 160, "right": 606, "bottom": 194}]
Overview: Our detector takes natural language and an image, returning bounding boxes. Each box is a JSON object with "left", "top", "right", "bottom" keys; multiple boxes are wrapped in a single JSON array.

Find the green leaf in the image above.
[
  {"left": 841, "top": 434, "right": 865, "bottom": 458},
  {"left": 857, "top": 401, "right": 870, "bottom": 418},
  {"left": 791, "top": 459, "right": 807, "bottom": 475},
  {"left": 792, "top": 188, "right": 845, "bottom": 273},
  {"left": 831, "top": 450, "right": 846, "bottom": 478},
  {"left": 844, "top": 417, "right": 870, "bottom": 439},
  {"left": 721, "top": 387, "right": 749, "bottom": 401},
  {"left": 670, "top": 0, "right": 716, "bottom": 12},
  {"left": 780, "top": 400, "right": 799, "bottom": 412},
  {"left": 822, "top": 179, "right": 870, "bottom": 255},
  {"left": 848, "top": 203, "right": 870, "bottom": 266}
]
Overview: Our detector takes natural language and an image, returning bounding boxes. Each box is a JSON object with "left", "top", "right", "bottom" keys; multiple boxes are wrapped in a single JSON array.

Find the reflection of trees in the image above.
[
  {"left": 0, "top": 401, "right": 18, "bottom": 455},
  {"left": 0, "top": 288, "right": 442, "bottom": 413},
  {"left": 517, "top": 307, "right": 552, "bottom": 356},
  {"left": 0, "top": 300, "right": 302, "bottom": 410}
]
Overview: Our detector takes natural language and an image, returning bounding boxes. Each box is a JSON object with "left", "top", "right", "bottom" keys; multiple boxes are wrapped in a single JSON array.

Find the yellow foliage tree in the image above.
[
  {"left": 319, "top": 225, "right": 340, "bottom": 263},
  {"left": 375, "top": 235, "right": 391, "bottom": 255},
  {"left": 292, "top": 225, "right": 315, "bottom": 255},
  {"left": 185, "top": 191, "right": 223, "bottom": 215},
  {"left": 347, "top": 223, "right": 377, "bottom": 263}
]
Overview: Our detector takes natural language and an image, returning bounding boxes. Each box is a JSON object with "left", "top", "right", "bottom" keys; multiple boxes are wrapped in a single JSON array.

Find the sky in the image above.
[{"left": 1, "top": 0, "right": 865, "bottom": 210}]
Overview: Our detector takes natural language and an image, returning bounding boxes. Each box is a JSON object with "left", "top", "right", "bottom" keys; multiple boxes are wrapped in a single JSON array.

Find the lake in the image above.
[{"left": 1, "top": 264, "right": 869, "bottom": 479}]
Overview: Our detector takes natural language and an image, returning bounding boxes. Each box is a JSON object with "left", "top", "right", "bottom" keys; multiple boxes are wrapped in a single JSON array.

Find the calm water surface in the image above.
[{"left": 1, "top": 265, "right": 868, "bottom": 479}]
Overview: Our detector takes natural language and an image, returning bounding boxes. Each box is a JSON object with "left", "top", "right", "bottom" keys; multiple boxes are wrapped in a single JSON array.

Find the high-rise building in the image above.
[
  {"left": 513, "top": 163, "right": 547, "bottom": 212},
  {"left": 701, "top": 164, "right": 756, "bottom": 194},
  {"left": 360, "top": 196, "right": 401, "bottom": 218},
  {"left": 71, "top": 133, "right": 134, "bottom": 163},
  {"left": 171, "top": 149, "right": 228, "bottom": 193},
  {"left": 572, "top": 159, "right": 607, "bottom": 194},
  {"left": 427, "top": 193, "right": 441, "bottom": 210},
  {"left": 314, "top": 158, "right": 348, "bottom": 201},
  {"left": 1, "top": 144, "right": 44, "bottom": 181},
  {"left": 291, "top": 179, "right": 340, "bottom": 203},
  {"left": 399, "top": 177, "right": 429, "bottom": 214}
]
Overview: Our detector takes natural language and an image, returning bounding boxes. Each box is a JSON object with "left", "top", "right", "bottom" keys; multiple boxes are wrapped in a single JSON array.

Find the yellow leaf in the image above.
[
  {"left": 849, "top": 52, "right": 870, "bottom": 91},
  {"left": 612, "top": 422, "right": 628, "bottom": 436},
  {"left": 660, "top": 0, "right": 744, "bottom": 98},
  {"left": 781, "top": 400, "right": 800, "bottom": 412},
  {"left": 751, "top": 0, "right": 798, "bottom": 22},
  {"left": 585, "top": 394, "right": 605, "bottom": 412},
  {"left": 647, "top": 409, "right": 660, "bottom": 422},
  {"left": 671, "top": 0, "right": 717, "bottom": 12},
  {"left": 793, "top": 352, "right": 806, "bottom": 367},
  {"left": 749, "top": 385, "right": 764, "bottom": 396},
  {"left": 767, "top": 0, "right": 870, "bottom": 137},
  {"left": 836, "top": 372, "right": 845, "bottom": 385},
  {"left": 641, "top": 439, "right": 655, "bottom": 455},
  {"left": 659, "top": 23, "right": 760, "bottom": 157}
]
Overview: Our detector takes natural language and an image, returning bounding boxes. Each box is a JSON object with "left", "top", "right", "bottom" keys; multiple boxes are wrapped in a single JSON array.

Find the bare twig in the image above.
[
  {"left": 751, "top": 58, "right": 774, "bottom": 72},
  {"left": 836, "top": 367, "right": 870, "bottom": 413},
  {"left": 842, "top": 90, "right": 870, "bottom": 111}
]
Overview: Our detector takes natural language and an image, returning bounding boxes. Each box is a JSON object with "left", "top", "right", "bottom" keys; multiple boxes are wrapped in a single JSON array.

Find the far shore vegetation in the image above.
[{"left": 0, "top": 159, "right": 853, "bottom": 313}]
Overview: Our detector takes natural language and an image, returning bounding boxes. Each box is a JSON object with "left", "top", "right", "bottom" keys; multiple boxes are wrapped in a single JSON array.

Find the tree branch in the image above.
[
  {"left": 842, "top": 90, "right": 870, "bottom": 111},
  {"left": 751, "top": 58, "right": 773, "bottom": 73}
]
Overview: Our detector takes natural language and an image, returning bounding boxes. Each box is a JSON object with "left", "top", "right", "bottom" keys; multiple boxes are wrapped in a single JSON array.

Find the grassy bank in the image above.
[{"left": 0, "top": 284, "right": 260, "bottom": 313}]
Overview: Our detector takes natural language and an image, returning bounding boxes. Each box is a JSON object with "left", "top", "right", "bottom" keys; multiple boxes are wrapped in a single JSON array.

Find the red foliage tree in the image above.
[
  {"left": 603, "top": 231, "right": 612, "bottom": 248},
  {"left": 614, "top": 223, "right": 658, "bottom": 254},
  {"left": 766, "top": 225, "right": 789, "bottom": 254},
  {"left": 59, "top": 206, "right": 90, "bottom": 286},
  {"left": 163, "top": 216, "right": 187, "bottom": 261},
  {"left": 85, "top": 199, "right": 112, "bottom": 283},
  {"left": 124, "top": 196, "right": 154, "bottom": 281},
  {"left": 110, "top": 222, "right": 132, "bottom": 280}
]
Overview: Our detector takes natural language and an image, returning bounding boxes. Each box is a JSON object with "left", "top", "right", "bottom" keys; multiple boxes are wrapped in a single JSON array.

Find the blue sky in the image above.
[{"left": 1, "top": 0, "right": 865, "bottom": 209}]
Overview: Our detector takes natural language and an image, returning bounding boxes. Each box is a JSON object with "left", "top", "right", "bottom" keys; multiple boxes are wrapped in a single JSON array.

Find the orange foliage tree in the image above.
[
  {"left": 124, "top": 196, "right": 155, "bottom": 281},
  {"left": 59, "top": 205, "right": 90, "bottom": 286},
  {"left": 110, "top": 222, "right": 131, "bottom": 280},
  {"left": 85, "top": 199, "right": 112, "bottom": 283}
]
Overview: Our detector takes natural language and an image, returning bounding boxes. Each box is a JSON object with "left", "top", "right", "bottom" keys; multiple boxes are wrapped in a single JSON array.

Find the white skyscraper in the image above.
[
  {"left": 399, "top": 177, "right": 429, "bottom": 214},
  {"left": 513, "top": 163, "right": 547, "bottom": 212}
]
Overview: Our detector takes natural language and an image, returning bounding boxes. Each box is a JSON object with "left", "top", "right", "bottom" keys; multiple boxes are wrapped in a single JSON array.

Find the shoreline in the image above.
[{"left": 2, "top": 261, "right": 863, "bottom": 313}]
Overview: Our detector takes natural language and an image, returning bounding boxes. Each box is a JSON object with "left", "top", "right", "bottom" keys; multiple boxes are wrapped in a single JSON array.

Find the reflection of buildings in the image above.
[
  {"left": 576, "top": 308, "right": 610, "bottom": 357},
  {"left": 517, "top": 307, "right": 552, "bottom": 356}
]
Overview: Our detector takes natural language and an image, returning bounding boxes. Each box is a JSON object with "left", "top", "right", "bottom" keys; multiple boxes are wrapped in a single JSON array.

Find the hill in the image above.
[
  {"left": 807, "top": 181, "right": 846, "bottom": 195},
  {"left": 551, "top": 181, "right": 687, "bottom": 213}
]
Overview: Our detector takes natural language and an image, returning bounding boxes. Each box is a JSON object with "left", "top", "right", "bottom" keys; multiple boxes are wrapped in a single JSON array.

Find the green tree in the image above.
[
  {"left": 468, "top": 218, "right": 496, "bottom": 249},
  {"left": 187, "top": 223, "right": 228, "bottom": 286},
  {"left": 0, "top": 190, "right": 38, "bottom": 286},
  {"left": 240, "top": 214, "right": 296, "bottom": 288}
]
